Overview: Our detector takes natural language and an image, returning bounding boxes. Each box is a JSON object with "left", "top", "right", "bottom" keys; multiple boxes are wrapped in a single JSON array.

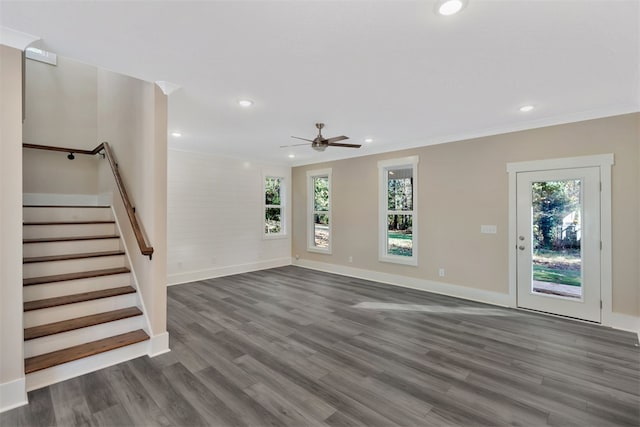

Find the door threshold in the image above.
[{"left": 515, "top": 306, "right": 601, "bottom": 325}]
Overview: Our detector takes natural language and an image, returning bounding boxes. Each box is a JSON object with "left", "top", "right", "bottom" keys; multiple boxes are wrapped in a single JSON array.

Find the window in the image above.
[
  {"left": 378, "top": 156, "right": 418, "bottom": 265},
  {"left": 307, "top": 168, "right": 332, "bottom": 253},
  {"left": 264, "top": 176, "right": 285, "bottom": 237}
]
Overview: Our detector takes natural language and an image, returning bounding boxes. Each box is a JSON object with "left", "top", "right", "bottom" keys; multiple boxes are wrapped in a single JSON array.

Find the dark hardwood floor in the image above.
[{"left": 3, "top": 266, "right": 639, "bottom": 426}]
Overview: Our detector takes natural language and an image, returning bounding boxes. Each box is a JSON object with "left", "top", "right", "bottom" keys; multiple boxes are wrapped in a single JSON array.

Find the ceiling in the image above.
[{"left": 1, "top": 1, "right": 638, "bottom": 166}]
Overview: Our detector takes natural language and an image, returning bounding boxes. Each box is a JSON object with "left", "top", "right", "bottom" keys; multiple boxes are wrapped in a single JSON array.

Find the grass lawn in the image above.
[
  {"left": 533, "top": 263, "right": 581, "bottom": 287},
  {"left": 533, "top": 248, "right": 581, "bottom": 287},
  {"left": 388, "top": 232, "right": 411, "bottom": 240},
  {"left": 388, "top": 231, "right": 412, "bottom": 256}
]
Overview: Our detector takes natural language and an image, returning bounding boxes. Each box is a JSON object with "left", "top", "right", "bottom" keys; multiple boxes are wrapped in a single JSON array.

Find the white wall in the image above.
[
  {"left": 97, "top": 70, "right": 168, "bottom": 350},
  {"left": 23, "top": 149, "right": 99, "bottom": 197},
  {"left": 23, "top": 56, "right": 98, "bottom": 149},
  {"left": 22, "top": 56, "right": 100, "bottom": 200},
  {"left": 0, "top": 44, "right": 28, "bottom": 411},
  {"left": 167, "top": 150, "right": 291, "bottom": 285}
]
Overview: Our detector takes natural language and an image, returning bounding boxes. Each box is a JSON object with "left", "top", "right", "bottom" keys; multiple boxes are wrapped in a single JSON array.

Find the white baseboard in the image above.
[
  {"left": 148, "top": 332, "right": 170, "bottom": 357},
  {"left": 606, "top": 311, "right": 640, "bottom": 337},
  {"left": 168, "top": 257, "right": 292, "bottom": 286},
  {"left": 293, "top": 259, "right": 640, "bottom": 337},
  {"left": 293, "top": 258, "right": 512, "bottom": 307},
  {"left": 0, "top": 377, "right": 28, "bottom": 413},
  {"left": 23, "top": 193, "right": 100, "bottom": 206}
]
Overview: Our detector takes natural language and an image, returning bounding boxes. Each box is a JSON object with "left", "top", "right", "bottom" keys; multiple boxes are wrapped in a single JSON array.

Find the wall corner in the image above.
[{"left": 0, "top": 377, "right": 27, "bottom": 414}]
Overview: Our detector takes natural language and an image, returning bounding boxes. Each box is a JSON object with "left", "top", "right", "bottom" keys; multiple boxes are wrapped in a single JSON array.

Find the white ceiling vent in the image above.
[{"left": 25, "top": 47, "right": 57, "bottom": 66}]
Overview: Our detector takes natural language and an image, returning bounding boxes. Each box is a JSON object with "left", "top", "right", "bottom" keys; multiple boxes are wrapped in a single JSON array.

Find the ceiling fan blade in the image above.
[
  {"left": 291, "top": 136, "right": 315, "bottom": 143},
  {"left": 327, "top": 142, "right": 362, "bottom": 148},
  {"left": 325, "top": 135, "right": 349, "bottom": 144},
  {"left": 279, "top": 143, "right": 310, "bottom": 148}
]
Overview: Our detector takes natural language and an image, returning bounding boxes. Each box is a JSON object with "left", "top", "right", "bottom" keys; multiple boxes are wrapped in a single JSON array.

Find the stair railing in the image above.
[{"left": 23, "top": 142, "right": 154, "bottom": 259}]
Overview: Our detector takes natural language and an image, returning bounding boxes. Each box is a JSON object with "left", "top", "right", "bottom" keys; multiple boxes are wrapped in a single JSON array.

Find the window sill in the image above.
[
  {"left": 307, "top": 247, "right": 332, "bottom": 255},
  {"left": 379, "top": 255, "right": 417, "bottom": 266},
  {"left": 263, "top": 233, "right": 288, "bottom": 240}
]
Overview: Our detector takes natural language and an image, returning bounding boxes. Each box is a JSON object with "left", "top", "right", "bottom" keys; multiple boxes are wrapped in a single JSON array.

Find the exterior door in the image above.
[{"left": 516, "top": 167, "right": 601, "bottom": 322}]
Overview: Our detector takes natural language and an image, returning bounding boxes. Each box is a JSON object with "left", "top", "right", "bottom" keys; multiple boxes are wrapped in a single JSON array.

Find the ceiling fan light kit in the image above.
[{"left": 287, "top": 123, "right": 362, "bottom": 152}]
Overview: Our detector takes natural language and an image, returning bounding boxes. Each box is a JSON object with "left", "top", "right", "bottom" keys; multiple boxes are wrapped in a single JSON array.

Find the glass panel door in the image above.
[{"left": 516, "top": 167, "right": 601, "bottom": 322}]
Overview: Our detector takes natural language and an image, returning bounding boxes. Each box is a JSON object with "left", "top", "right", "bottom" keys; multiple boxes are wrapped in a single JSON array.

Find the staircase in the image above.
[{"left": 22, "top": 204, "right": 149, "bottom": 391}]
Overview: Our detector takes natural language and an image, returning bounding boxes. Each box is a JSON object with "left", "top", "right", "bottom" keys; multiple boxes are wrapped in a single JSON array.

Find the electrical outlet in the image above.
[
  {"left": 295, "top": 254, "right": 300, "bottom": 260},
  {"left": 439, "top": 268, "right": 445, "bottom": 277},
  {"left": 348, "top": 256, "right": 353, "bottom": 263}
]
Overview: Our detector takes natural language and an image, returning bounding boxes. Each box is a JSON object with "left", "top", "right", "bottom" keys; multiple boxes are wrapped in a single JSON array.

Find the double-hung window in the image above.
[
  {"left": 264, "top": 176, "right": 285, "bottom": 237},
  {"left": 307, "top": 168, "right": 332, "bottom": 253},
  {"left": 378, "top": 156, "right": 418, "bottom": 265}
]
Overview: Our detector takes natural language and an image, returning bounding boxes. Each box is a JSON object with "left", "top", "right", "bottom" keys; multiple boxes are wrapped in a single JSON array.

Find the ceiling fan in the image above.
[{"left": 282, "top": 123, "right": 362, "bottom": 152}]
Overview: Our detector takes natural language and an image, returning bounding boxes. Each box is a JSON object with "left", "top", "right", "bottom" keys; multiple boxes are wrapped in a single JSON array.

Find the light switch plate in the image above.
[{"left": 481, "top": 225, "right": 497, "bottom": 234}]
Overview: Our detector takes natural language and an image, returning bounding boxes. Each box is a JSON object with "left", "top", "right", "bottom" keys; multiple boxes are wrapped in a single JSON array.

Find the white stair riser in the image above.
[
  {"left": 24, "top": 273, "right": 131, "bottom": 301},
  {"left": 24, "top": 223, "right": 116, "bottom": 239},
  {"left": 21, "top": 204, "right": 149, "bottom": 394},
  {"left": 23, "top": 255, "right": 126, "bottom": 279},
  {"left": 26, "top": 340, "right": 149, "bottom": 392},
  {"left": 23, "top": 238, "right": 122, "bottom": 258},
  {"left": 23, "top": 207, "right": 113, "bottom": 223},
  {"left": 25, "top": 315, "right": 144, "bottom": 358},
  {"left": 24, "top": 293, "right": 137, "bottom": 328}
]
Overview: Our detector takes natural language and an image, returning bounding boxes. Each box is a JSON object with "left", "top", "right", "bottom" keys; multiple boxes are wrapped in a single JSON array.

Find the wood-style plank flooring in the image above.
[{"left": 3, "top": 266, "right": 639, "bottom": 426}]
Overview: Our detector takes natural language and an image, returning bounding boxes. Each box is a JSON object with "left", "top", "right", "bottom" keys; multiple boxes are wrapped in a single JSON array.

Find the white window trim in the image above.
[
  {"left": 307, "top": 168, "right": 332, "bottom": 254},
  {"left": 263, "top": 175, "right": 287, "bottom": 240},
  {"left": 378, "top": 156, "right": 419, "bottom": 266}
]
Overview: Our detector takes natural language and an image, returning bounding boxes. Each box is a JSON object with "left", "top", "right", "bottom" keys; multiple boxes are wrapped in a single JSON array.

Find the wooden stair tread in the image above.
[
  {"left": 24, "top": 221, "right": 115, "bottom": 225},
  {"left": 23, "top": 205, "right": 111, "bottom": 208},
  {"left": 24, "top": 267, "right": 130, "bottom": 286},
  {"left": 25, "top": 330, "right": 149, "bottom": 374},
  {"left": 24, "top": 286, "right": 136, "bottom": 311},
  {"left": 23, "top": 235, "right": 120, "bottom": 244},
  {"left": 24, "top": 250, "right": 125, "bottom": 264},
  {"left": 25, "top": 307, "right": 143, "bottom": 340}
]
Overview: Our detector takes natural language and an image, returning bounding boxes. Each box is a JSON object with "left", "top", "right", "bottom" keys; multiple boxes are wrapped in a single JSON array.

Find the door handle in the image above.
[{"left": 518, "top": 245, "right": 525, "bottom": 251}]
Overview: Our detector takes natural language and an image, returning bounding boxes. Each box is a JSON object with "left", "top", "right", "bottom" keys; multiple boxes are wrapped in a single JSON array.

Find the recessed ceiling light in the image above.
[
  {"left": 364, "top": 138, "right": 374, "bottom": 143},
  {"left": 171, "top": 132, "right": 182, "bottom": 137},
  {"left": 436, "top": 0, "right": 467, "bottom": 16},
  {"left": 238, "top": 99, "right": 254, "bottom": 107},
  {"left": 288, "top": 154, "right": 295, "bottom": 159},
  {"left": 519, "top": 105, "right": 535, "bottom": 112}
]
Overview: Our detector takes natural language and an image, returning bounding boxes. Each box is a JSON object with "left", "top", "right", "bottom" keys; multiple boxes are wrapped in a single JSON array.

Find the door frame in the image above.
[{"left": 507, "top": 154, "right": 614, "bottom": 324}]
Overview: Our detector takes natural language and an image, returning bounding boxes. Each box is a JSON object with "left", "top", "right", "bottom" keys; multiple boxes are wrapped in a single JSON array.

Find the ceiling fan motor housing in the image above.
[{"left": 312, "top": 142, "right": 327, "bottom": 152}]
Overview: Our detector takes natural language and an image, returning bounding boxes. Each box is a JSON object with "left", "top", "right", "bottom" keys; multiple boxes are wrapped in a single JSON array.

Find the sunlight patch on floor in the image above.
[{"left": 352, "top": 302, "right": 509, "bottom": 316}]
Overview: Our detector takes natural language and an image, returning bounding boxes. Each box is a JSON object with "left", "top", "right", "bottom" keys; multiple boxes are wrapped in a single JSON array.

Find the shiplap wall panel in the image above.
[{"left": 167, "top": 150, "right": 291, "bottom": 284}]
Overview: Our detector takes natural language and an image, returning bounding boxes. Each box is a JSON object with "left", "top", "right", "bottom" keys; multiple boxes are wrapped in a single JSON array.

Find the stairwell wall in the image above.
[
  {"left": 22, "top": 56, "right": 99, "bottom": 202},
  {"left": 20, "top": 54, "right": 169, "bottom": 354},
  {"left": 96, "top": 71, "right": 168, "bottom": 353},
  {"left": 0, "top": 44, "right": 28, "bottom": 411},
  {"left": 23, "top": 56, "right": 98, "bottom": 149}
]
